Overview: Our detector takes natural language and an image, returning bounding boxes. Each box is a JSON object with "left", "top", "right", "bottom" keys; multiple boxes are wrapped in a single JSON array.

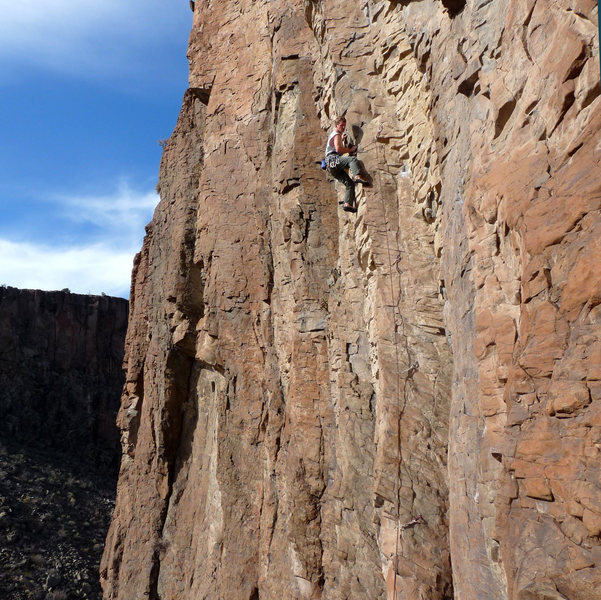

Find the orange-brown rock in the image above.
[{"left": 101, "top": 1, "right": 600, "bottom": 599}]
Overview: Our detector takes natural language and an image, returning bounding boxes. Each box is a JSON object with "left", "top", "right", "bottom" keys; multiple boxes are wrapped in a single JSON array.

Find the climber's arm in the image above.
[{"left": 333, "top": 134, "right": 357, "bottom": 155}]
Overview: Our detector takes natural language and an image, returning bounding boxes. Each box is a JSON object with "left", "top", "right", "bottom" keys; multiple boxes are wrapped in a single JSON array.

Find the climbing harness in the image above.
[
  {"left": 323, "top": 126, "right": 356, "bottom": 171},
  {"left": 326, "top": 155, "right": 340, "bottom": 169}
]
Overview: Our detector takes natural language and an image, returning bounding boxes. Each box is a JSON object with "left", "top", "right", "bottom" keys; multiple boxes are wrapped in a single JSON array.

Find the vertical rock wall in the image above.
[
  {"left": 101, "top": 1, "right": 600, "bottom": 598},
  {"left": 399, "top": 1, "right": 601, "bottom": 598}
]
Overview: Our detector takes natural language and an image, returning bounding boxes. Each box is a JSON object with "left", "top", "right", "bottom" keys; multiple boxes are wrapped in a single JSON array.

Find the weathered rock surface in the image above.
[
  {"left": 0, "top": 286, "right": 128, "bottom": 467},
  {"left": 102, "top": 1, "right": 600, "bottom": 599}
]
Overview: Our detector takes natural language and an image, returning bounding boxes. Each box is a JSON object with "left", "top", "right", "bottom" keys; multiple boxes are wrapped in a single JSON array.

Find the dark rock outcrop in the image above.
[
  {"left": 0, "top": 286, "right": 128, "bottom": 599},
  {"left": 0, "top": 286, "right": 128, "bottom": 469}
]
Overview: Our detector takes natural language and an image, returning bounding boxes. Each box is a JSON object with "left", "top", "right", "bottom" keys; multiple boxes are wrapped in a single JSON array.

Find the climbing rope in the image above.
[
  {"left": 400, "top": 514, "right": 425, "bottom": 530},
  {"left": 371, "top": 124, "right": 421, "bottom": 600}
]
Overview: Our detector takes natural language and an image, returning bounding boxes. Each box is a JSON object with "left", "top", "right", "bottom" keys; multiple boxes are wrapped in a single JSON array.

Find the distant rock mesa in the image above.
[
  {"left": 0, "top": 287, "right": 127, "bottom": 467},
  {"left": 101, "top": 1, "right": 600, "bottom": 599}
]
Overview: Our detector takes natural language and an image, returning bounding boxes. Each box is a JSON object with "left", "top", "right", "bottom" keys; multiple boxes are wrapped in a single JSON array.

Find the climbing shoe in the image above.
[
  {"left": 342, "top": 202, "right": 357, "bottom": 213},
  {"left": 351, "top": 174, "right": 369, "bottom": 184}
]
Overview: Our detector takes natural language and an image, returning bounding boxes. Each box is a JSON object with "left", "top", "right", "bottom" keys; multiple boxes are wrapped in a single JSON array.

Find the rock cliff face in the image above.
[
  {"left": 101, "top": 1, "right": 600, "bottom": 599},
  {"left": 0, "top": 287, "right": 128, "bottom": 467}
]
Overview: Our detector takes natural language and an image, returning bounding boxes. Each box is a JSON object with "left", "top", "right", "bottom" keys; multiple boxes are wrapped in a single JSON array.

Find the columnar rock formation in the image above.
[
  {"left": 0, "top": 287, "right": 127, "bottom": 467},
  {"left": 101, "top": 1, "right": 600, "bottom": 598}
]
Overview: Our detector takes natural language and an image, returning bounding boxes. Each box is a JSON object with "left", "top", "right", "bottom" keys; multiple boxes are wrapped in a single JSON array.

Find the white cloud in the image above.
[
  {"left": 0, "top": 0, "right": 190, "bottom": 86},
  {"left": 0, "top": 239, "right": 136, "bottom": 298},
  {"left": 0, "top": 182, "right": 159, "bottom": 298},
  {"left": 53, "top": 181, "right": 159, "bottom": 241}
]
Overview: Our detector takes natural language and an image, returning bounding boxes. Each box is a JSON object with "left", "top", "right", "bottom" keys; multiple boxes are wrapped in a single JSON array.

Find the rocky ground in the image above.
[{"left": 0, "top": 440, "right": 116, "bottom": 600}]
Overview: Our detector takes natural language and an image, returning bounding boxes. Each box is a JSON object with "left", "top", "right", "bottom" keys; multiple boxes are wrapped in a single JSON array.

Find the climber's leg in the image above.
[
  {"left": 329, "top": 166, "right": 356, "bottom": 206},
  {"left": 338, "top": 154, "right": 360, "bottom": 177},
  {"left": 338, "top": 155, "right": 369, "bottom": 184}
]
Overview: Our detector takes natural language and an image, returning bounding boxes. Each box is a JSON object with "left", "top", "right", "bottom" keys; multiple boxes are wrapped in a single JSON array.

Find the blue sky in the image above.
[{"left": 0, "top": 1, "right": 192, "bottom": 298}]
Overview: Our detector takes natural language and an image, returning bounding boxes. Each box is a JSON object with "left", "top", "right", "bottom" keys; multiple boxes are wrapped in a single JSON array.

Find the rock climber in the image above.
[{"left": 324, "top": 116, "right": 369, "bottom": 212}]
